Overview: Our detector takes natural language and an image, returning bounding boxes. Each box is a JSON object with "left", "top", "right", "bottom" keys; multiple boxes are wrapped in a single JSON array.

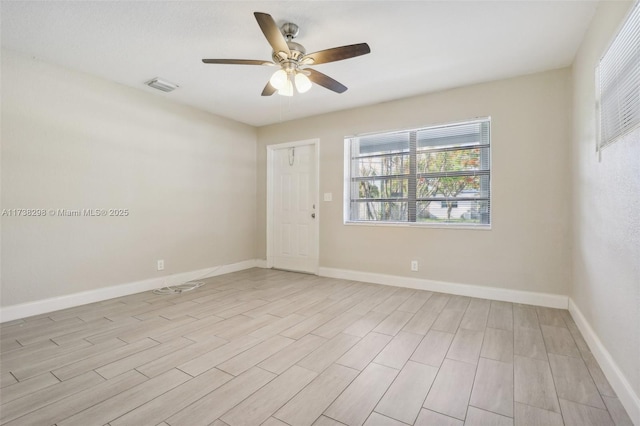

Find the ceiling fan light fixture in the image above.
[
  {"left": 269, "top": 69, "right": 288, "bottom": 90},
  {"left": 278, "top": 78, "right": 294, "bottom": 96},
  {"left": 295, "top": 72, "right": 312, "bottom": 93}
]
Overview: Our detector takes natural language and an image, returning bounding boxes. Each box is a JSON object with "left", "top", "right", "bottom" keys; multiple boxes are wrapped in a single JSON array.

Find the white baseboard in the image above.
[
  {"left": 318, "top": 267, "right": 568, "bottom": 309},
  {"left": 255, "top": 259, "right": 269, "bottom": 269},
  {"left": 569, "top": 298, "right": 640, "bottom": 426},
  {"left": 0, "top": 259, "right": 259, "bottom": 323}
]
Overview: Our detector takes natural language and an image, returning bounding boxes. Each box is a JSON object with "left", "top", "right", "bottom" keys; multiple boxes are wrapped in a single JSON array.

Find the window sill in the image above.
[{"left": 343, "top": 221, "right": 492, "bottom": 231}]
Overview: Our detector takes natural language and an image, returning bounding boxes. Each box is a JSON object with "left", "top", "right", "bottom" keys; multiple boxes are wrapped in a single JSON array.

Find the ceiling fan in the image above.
[{"left": 202, "top": 12, "right": 371, "bottom": 96}]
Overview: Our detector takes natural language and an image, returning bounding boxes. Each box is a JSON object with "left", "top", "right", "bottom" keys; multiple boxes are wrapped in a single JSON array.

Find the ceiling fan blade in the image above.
[
  {"left": 306, "top": 68, "right": 348, "bottom": 93},
  {"left": 202, "top": 59, "right": 274, "bottom": 66},
  {"left": 254, "top": 12, "right": 291, "bottom": 58},
  {"left": 301, "top": 43, "right": 370, "bottom": 65},
  {"left": 261, "top": 81, "right": 277, "bottom": 96}
]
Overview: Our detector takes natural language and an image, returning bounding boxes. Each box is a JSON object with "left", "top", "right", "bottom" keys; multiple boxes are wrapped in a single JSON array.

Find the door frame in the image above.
[{"left": 266, "top": 138, "right": 320, "bottom": 274}]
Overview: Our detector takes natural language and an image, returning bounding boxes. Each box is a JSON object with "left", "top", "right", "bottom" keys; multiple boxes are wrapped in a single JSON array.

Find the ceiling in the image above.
[{"left": 1, "top": 1, "right": 598, "bottom": 127}]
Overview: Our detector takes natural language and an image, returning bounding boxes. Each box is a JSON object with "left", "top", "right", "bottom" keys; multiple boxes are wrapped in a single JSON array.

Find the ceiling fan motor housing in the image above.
[
  {"left": 271, "top": 23, "right": 306, "bottom": 64},
  {"left": 273, "top": 41, "right": 306, "bottom": 64}
]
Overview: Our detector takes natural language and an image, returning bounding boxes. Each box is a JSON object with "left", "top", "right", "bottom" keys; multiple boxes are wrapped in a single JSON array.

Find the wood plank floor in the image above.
[{"left": 0, "top": 268, "right": 633, "bottom": 426}]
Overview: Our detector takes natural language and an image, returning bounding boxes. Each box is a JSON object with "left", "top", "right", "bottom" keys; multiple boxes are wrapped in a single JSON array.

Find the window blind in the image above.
[{"left": 597, "top": 1, "right": 640, "bottom": 150}]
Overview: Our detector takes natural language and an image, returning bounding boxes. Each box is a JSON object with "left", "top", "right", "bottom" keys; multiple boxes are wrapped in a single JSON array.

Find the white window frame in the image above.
[
  {"left": 596, "top": 0, "right": 640, "bottom": 155},
  {"left": 344, "top": 118, "right": 491, "bottom": 229}
]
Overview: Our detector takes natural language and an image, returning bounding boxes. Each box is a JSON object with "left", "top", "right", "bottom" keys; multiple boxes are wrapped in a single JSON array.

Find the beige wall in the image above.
[
  {"left": 257, "top": 69, "right": 572, "bottom": 295},
  {"left": 571, "top": 0, "right": 640, "bottom": 403},
  {"left": 1, "top": 49, "right": 257, "bottom": 306}
]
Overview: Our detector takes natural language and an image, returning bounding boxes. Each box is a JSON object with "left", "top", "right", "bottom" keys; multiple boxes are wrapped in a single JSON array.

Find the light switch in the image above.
[{"left": 323, "top": 192, "right": 333, "bottom": 202}]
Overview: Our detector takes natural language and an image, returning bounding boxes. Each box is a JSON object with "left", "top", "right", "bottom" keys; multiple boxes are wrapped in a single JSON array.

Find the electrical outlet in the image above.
[
  {"left": 157, "top": 260, "right": 164, "bottom": 271},
  {"left": 411, "top": 260, "right": 419, "bottom": 272}
]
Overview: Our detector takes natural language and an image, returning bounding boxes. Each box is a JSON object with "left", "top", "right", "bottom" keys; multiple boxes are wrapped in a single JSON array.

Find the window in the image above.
[
  {"left": 597, "top": 1, "right": 640, "bottom": 151},
  {"left": 345, "top": 118, "right": 491, "bottom": 227}
]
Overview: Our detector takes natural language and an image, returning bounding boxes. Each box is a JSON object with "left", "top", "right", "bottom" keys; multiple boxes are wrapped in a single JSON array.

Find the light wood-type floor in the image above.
[{"left": 0, "top": 268, "right": 633, "bottom": 426}]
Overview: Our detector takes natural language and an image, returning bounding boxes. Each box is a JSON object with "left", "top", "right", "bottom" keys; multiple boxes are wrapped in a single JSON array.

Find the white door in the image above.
[{"left": 269, "top": 142, "right": 318, "bottom": 274}]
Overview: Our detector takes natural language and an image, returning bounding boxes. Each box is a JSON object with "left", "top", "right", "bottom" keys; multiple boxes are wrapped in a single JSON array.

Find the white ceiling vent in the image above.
[{"left": 145, "top": 77, "right": 178, "bottom": 92}]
